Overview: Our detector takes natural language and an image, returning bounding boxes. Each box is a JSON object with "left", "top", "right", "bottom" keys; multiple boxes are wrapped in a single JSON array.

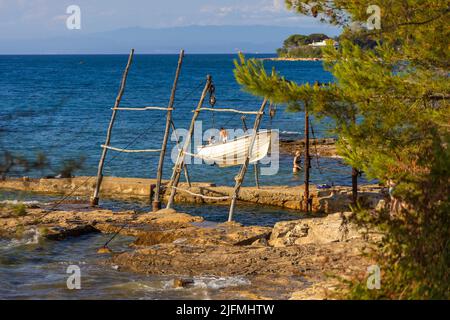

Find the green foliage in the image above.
[
  {"left": 11, "top": 203, "right": 27, "bottom": 217},
  {"left": 283, "top": 33, "right": 329, "bottom": 47},
  {"left": 38, "top": 226, "right": 49, "bottom": 236},
  {"left": 235, "top": 0, "right": 449, "bottom": 299},
  {"left": 58, "top": 156, "right": 86, "bottom": 178},
  {"left": 0, "top": 151, "right": 49, "bottom": 180},
  {"left": 277, "top": 33, "right": 330, "bottom": 58},
  {"left": 234, "top": 52, "right": 330, "bottom": 106},
  {"left": 280, "top": 46, "right": 324, "bottom": 59},
  {"left": 15, "top": 225, "right": 25, "bottom": 237}
]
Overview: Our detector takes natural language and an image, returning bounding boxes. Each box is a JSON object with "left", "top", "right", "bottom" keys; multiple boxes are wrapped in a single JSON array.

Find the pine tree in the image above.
[{"left": 234, "top": 0, "right": 449, "bottom": 299}]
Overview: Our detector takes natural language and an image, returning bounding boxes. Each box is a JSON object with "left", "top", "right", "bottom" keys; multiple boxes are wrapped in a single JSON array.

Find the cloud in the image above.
[
  {"left": 217, "top": 7, "right": 233, "bottom": 16},
  {"left": 199, "top": 0, "right": 291, "bottom": 21}
]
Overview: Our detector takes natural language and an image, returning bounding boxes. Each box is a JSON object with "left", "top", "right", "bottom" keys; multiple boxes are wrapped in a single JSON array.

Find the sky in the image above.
[{"left": 0, "top": 0, "right": 339, "bottom": 39}]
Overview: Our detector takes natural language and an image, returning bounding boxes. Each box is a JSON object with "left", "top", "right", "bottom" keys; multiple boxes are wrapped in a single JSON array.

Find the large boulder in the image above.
[{"left": 269, "top": 212, "right": 361, "bottom": 247}]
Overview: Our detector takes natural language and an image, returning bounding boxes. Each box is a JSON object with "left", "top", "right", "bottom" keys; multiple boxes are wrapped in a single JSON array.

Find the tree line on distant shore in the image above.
[
  {"left": 276, "top": 33, "right": 333, "bottom": 58},
  {"left": 276, "top": 32, "right": 377, "bottom": 59}
]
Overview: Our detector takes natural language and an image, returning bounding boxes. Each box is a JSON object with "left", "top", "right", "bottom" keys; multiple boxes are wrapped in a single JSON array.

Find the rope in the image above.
[
  {"left": 35, "top": 80, "right": 208, "bottom": 219},
  {"left": 175, "top": 81, "right": 205, "bottom": 103},
  {"left": 319, "top": 167, "right": 352, "bottom": 174},
  {"left": 100, "top": 210, "right": 138, "bottom": 249},
  {"left": 172, "top": 186, "right": 230, "bottom": 200},
  {"left": 112, "top": 106, "right": 173, "bottom": 111},
  {"left": 268, "top": 102, "right": 276, "bottom": 129},
  {"left": 170, "top": 120, "right": 183, "bottom": 151},
  {"left": 198, "top": 108, "right": 263, "bottom": 115},
  {"left": 36, "top": 106, "right": 167, "bottom": 219},
  {"left": 209, "top": 83, "right": 216, "bottom": 130},
  {"left": 309, "top": 120, "right": 323, "bottom": 175},
  {"left": 101, "top": 145, "right": 161, "bottom": 153}
]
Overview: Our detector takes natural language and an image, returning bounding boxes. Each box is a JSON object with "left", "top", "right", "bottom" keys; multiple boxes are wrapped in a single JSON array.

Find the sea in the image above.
[
  {"left": 0, "top": 54, "right": 367, "bottom": 299},
  {"left": 0, "top": 54, "right": 361, "bottom": 187}
]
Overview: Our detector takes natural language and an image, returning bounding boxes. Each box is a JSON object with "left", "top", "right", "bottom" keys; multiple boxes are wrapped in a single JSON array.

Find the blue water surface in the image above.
[{"left": 0, "top": 54, "right": 360, "bottom": 186}]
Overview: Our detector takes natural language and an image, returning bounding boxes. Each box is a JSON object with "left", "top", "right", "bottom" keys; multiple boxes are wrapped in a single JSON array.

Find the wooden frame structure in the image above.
[
  {"left": 165, "top": 75, "right": 268, "bottom": 221},
  {"left": 90, "top": 49, "right": 188, "bottom": 210}
]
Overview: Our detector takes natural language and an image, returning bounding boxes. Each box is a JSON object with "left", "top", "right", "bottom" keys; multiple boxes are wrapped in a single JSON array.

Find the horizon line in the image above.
[{"left": 0, "top": 52, "right": 279, "bottom": 56}]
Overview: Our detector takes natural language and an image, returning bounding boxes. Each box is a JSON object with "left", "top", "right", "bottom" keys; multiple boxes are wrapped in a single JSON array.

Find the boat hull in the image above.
[{"left": 196, "top": 130, "right": 271, "bottom": 167}]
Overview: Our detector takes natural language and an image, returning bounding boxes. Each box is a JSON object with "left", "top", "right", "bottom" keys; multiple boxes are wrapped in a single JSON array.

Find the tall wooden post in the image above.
[
  {"left": 169, "top": 120, "right": 192, "bottom": 187},
  {"left": 91, "top": 49, "right": 134, "bottom": 206},
  {"left": 166, "top": 75, "right": 212, "bottom": 209},
  {"left": 351, "top": 114, "right": 358, "bottom": 205},
  {"left": 303, "top": 103, "right": 311, "bottom": 212},
  {"left": 352, "top": 167, "right": 358, "bottom": 205},
  {"left": 241, "top": 115, "right": 260, "bottom": 188},
  {"left": 152, "top": 50, "right": 184, "bottom": 211},
  {"left": 228, "top": 98, "right": 268, "bottom": 222},
  {"left": 254, "top": 163, "right": 260, "bottom": 189}
]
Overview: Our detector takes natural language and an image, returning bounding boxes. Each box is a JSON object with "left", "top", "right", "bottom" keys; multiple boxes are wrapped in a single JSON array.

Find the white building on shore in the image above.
[{"left": 308, "top": 39, "right": 339, "bottom": 47}]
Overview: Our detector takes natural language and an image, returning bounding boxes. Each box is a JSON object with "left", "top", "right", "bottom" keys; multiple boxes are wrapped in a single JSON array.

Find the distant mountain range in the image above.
[{"left": 0, "top": 25, "right": 340, "bottom": 54}]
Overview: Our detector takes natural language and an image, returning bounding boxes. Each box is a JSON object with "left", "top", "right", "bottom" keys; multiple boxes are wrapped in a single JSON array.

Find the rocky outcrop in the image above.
[
  {"left": 280, "top": 137, "right": 337, "bottom": 157},
  {"left": 0, "top": 176, "right": 386, "bottom": 213},
  {"left": 0, "top": 204, "right": 374, "bottom": 300},
  {"left": 269, "top": 212, "right": 362, "bottom": 247}
]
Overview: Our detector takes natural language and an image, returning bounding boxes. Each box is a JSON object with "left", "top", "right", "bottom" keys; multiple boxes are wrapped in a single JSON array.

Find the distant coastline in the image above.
[{"left": 259, "top": 57, "right": 322, "bottom": 61}]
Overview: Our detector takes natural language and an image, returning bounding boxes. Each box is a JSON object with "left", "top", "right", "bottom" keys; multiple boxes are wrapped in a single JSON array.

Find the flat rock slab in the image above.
[
  {"left": 0, "top": 177, "right": 386, "bottom": 212},
  {"left": 0, "top": 204, "right": 374, "bottom": 299}
]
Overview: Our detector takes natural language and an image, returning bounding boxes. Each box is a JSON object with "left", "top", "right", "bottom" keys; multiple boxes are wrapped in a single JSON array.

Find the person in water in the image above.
[
  {"left": 293, "top": 150, "right": 302, "bottom": 173},
  {"left": 219, "top": 127, "right": 228, "bottom": 143}
]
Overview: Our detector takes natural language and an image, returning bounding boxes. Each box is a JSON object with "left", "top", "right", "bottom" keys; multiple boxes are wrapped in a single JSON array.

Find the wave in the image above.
[
  {"left": 280, "top": 130, "right": 302, "bottom": 135},
  {"left": 0, "top": 200, "right": 41, "bottom": 206},
  {"left": 0, "top": 227, "right": 41, "bottom": 250}
]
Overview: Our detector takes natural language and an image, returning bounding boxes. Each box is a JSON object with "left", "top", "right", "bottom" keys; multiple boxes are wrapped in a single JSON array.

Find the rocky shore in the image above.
[
  {"left": 280, "top": 137, "right": 338, "bottom": 157},
  {"left": 0, "top": 176, "right": 384, "bottom": 212},
  {"left": 0, "top": 203, "right": 377, "bottom": 299}
]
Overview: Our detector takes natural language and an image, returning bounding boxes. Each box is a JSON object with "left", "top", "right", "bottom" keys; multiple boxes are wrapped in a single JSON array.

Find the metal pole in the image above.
[
  {"left": 153, "top": 49, "right": 184, "bottom": 211},
  {"left": 228, "top": 98, "right": 268, "bottom": 222},
  {"left": 166, "top": 75, "right": 212, "bottom": 209},
  {"left": 91, "top": 49, "right": 134, "bottom": 206}
]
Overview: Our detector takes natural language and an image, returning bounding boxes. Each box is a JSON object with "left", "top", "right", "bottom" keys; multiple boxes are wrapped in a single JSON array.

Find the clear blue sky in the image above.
[{"left": 0, "top": 0, "right": 339, "bottom": 39}]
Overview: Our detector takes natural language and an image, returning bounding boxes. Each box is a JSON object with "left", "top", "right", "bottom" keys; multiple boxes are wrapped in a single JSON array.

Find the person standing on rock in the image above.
[{"left": 293, "top": 150, "right": 302, "bottom": 173}]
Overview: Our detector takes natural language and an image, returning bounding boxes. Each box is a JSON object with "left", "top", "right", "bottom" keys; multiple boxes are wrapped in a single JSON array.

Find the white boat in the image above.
[{"left": 195, "top": 130, "right": 272, "bottom": 167}]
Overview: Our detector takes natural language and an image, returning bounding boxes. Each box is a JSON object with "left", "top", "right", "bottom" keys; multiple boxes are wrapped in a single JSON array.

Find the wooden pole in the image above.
[
  {"left": 352, "top": 167, "right": 358, "bottom": 205},
  {"left": 228, "top": 98, "right": 268, "bottom": 222},
  {"left": 91, "top": 49, "right": 134, "bottom": 206},
  {"left": 183, "top": 164, "right": 191, "bottom": 187},
  {"left": 166, "top": 75, "right": 212, "bottom": 209},
  {"left": 254, "top": 164, "right": 260, "bottom": 189},
  {"left": 304, "top": 103, "right": 311, "bottom": 212},
  {"left": 240, "top": 115, "right": 259, "bottom": 188},
  {"left": 152, "top": 49, "right": 184, "bottom": 211},
  {"left": 351, "top": 114, "right": 358, "bottom": 205},
  {"left": 169, "top": 120, "right": 191, "bottom": 187}
]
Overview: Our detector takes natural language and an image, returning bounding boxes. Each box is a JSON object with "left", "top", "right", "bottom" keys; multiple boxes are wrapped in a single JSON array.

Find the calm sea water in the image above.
[
  {"left": 0, "top": 54, "right": 362, "bottom": 187},
  {"left": 0, "top": 55, "right": 367, "bottom": 300}
]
